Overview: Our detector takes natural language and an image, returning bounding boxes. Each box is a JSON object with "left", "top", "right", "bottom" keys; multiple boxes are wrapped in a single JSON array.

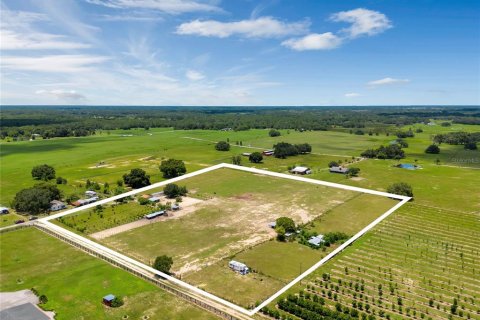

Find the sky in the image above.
[{"left": 0, "top": 0, "right": 479, "bottom": 106}]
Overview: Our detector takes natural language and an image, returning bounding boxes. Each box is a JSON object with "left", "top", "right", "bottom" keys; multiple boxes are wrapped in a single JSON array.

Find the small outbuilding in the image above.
[
  {"left": 229, "top": 260, "right": 249, "bottom": 275},
  {"left": 268, "top": 222, "right": 276, "bottom": 228},
  {"left": 0, "top": 206, "right": 9, "bottom": 214},
  {"left": 308, "top": 235, "right": 325, "bottom": 247},
  {"left": 290, "top": 166, "right": 312, "bottom": 175},
  {"left": 242, "top": 152, "right": 251, "bottom": 156},
  {"left": 50, "top": 200, "right": 66, "bottom": 211},
  {"left": 103, "top": 294, "right": 116, "bottom": 306},
  {"left": 85, "top": 190, "right": 97, "bottom": 197},
  {"left": 329, "top": 166, "right": 349, "bottom": 174},
  {"left": 148, "top": 196, "right": 161, "bottom": 203},
  {"left": 171, "top": 204, "right": 180, "bottom": 211},
  {"left": 262, "top": 150, "right": 274, "bottom": 156}
]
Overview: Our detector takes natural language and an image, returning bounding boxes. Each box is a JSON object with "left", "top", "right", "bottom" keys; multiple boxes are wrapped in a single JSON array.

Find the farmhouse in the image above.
[
  {"left": 308, "top": 235, "right": 325, "bottom": 247},
  {"left": 329, "top": 166, "right": 349, "bottom": 174},
  {"left": 102, "top": 294, "right": 115, "bottom": 306},
  {"left": 85, "top": 190, "right": 97, "bottom": 197},
  {"left": 290, "top": 166, "right": 312, "bottom": 175},
  {"left": 229, "top": 260, "right": 249, "bottom": 275},
  {"left": 0, "top": 206, "right": 9, "bottom": 214},
  {"left": 50, "top": 200, "right": 66, "bottom": 211},
  {"left": 262, "top": 150, "right": 274, "bottom": 156}
]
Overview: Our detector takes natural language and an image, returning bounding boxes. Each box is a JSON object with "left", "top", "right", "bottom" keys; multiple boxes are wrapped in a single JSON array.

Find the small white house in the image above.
[
  {"left": 85, "top": 190, "right": 97, "bottom": 197},
  {"left": 229, "top": 260, "right": 249, "bottom": 275},
  {"left": 308, "top": 235, "right": 325, "bottom": 247},
  {"left": 290, "top": 166, "right": 312, "bottom": 175},
  {"left": 50, "top": 200, "right": 66, "bottom": 211},
  {"left": 329, "top": 166, "right": 349, "bottom": 174}
]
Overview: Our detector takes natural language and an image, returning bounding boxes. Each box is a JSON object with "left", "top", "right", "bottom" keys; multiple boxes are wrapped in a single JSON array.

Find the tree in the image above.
[
  {"left": 123, "top": 168, "right": 150, "bottom": 188},
  {"left": 31, "top": 164, "right": 55, "bottom": 181},
  {"left": 276, "top": 217, "right": 296, "bottom": 233},
  {"left": 249, "top": 152, "right": 263, "bottom": 163},
  {"left": 231, "top": 155, "right": 242, "bottom": 165},
  {"left": 296, "top": 143, "right": 312, "bottom": 154},
  {"left": 269, "top": 129, "right": 281, "bottom": 137},
  {"left": 275, "top": 226, "right": 286, "bottom": 242},
  {"left": 153, "top": 255, "right": 173, "bottom": 274},
  {"left": 387, "top": 182, "right": 414, "bottom": 198},
  {"left": 159, "top": 159, "right": 186, "bottom": 178},
  {"left": 163, "top": 183, "right": 187, "bottom": 198},
  {"left": 13, "top": 183, "right": 61, "bottom": 214},
  {"left": 56, "top": 176, "right": 67, "bottom": 184},
  {"left": 215, "top": 141, "right": 230, "bottom": 151},
  {"left": 464, "top": 141, "right": 477, "bottom": 150},
  {"left": 348, "top": 167, "right": 360, "bottom": 177},
  {"left": 425, "top": 144, "right": 440, "bottom": 154},
  {"left": 328, "top": 161, "right": 339, "bottom": 168}
]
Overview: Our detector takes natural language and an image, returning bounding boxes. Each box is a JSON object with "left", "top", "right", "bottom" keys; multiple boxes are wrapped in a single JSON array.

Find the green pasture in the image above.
[{"left": 0, "top": 228, "right": 217, "bottom": 320}]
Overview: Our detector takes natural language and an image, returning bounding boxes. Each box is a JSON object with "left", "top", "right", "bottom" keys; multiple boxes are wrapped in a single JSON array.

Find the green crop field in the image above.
[
  {"left": 0, "top": 228, "right": 217, "bottom": 320},
  {"left": 265, "top": 204, "right": 480, "bottom": 320}
]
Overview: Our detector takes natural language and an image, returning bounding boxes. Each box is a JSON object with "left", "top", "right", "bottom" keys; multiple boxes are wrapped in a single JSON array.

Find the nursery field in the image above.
[
  {"left": 0, "top": 228, "right": 217, "bottom": 320},
  {"left": 267, "top": 204, "right": 480, "bottom": 320}
]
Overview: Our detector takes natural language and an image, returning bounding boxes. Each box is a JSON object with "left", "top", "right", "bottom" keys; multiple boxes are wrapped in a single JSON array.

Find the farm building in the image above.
[
  {"left": 85, "top": 190, "right": 97, "bottom": 197},
  {"left": 329, "top": 166, "right": 349, "bottom": 174},
  {"left": 229, "top": 260, "right": 249, "bottom": 275},
  {"left": 0, "top": 207, "right": 9, "bottom": 214},
  {"left": 262, "top": 150, "right": 274, "bottom": 156},
  {"left": 308, "top": 235, "right": 325, "bottom": 247},
  {"left": 102, "top": 294, "right": 115, "bottom": 306},
  {"left": 71, "top": 196, "right": 99, "bottom": 207},
  {"left": 290, "top": 166, "right": 312, "bottom": 175},
  {"left": 148, "top": 196, "right": 161, "bottom": 203},
  {"left": 50, "top": 200, "right": 66, "bottom": 211},
  {"left": 145, "top": 210, "right": 165, "bottom": 219}
]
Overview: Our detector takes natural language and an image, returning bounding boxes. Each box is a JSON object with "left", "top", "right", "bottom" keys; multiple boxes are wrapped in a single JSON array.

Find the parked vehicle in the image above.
[{"left": 14, "top": 220, "right": 25, "bottom": 224}]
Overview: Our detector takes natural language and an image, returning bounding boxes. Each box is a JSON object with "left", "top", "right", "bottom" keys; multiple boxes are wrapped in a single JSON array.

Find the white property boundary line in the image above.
[{"left": 39, "top": 163, "right": 410, "bottom": 316}]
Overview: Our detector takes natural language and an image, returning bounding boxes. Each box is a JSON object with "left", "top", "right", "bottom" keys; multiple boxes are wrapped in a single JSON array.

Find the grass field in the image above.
[
  {"left": 268, "top": 203, "right": 480, "bottom": 320},
  {"left": 0, "top": 228, "right": 218, "bottom": 320}
]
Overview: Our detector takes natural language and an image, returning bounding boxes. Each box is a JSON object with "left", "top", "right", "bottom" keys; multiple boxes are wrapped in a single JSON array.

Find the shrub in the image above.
[
  {"left": 110, "top": 296, "right": 124, "bottom": 308},
  {"left": 387, "top": 182, "right": 414, "bottom": 198},
  {"left": 425, "top": 144, "right": 440, "bottom": 154},
  {"left": 249, "top": 152, "right": 263, "bottom": 163},
  {"left": 215, "top": 141, "right": 230, "bottom": 151},
  {"left": 269, "top": 129, "right": 281, "bottom": 137}
]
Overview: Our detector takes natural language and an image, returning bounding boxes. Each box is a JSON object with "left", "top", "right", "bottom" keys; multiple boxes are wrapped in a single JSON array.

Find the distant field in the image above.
[
  {"left": 268, "top": 204, "right": 480, "bottom": 320},
  {"left": 0, "top": 228, "right": 217, "bottom": 320}
]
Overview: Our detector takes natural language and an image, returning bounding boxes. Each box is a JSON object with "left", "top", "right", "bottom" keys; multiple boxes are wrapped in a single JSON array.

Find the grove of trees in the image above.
[
  {"left": 273, "top": 142, "right": 312, "bottom": 159},
  {"left": 387, "top": 182, "right": 414, "bottom": 198},
  {"left": 361, "top": 144, "right": 405, "bottom": 160},
  {"left": 13, "top": 183, "right": 62, "bottom": 214}
]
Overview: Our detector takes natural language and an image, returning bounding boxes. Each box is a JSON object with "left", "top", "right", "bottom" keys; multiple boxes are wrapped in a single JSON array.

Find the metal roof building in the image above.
[{"left": 329, "top": 166, "right": 349, "bottom": 174}]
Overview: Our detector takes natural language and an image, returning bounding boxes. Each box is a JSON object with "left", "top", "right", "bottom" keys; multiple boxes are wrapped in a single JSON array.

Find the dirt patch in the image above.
[
  {"left": 90, "top": 197, "right": 204, "bottom": 239},
  {"left": 233, "top": 193, "right": 255, "bottom": 200},
  {"left": 350, "top": 177, "right": 365, "bottom": 181}
]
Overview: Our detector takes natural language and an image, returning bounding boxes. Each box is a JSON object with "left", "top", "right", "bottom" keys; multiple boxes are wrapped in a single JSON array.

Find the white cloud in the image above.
[
  {"left": 0, "top": 8, "right": 90, "bottom": 50},
  {"left": 345, "top": 92, "right": 360, "bottom": 97},
  {"left": 330, "top": 8, "right": 392, "bottom": 38},
  {"left": 368, "top": 77, "right": 410, "bottom": 86},
  {"left": 35, "top": 89, "right": 86, "bottom": 100},
  {"left": 186, "top": 69, "right": 205, "bottom": 81},
  {"left": 176, "top": 17, "right": 310, "bottom": 38},
  {"left": 86, "top": 0, "right": 222, "bottom": 14},
  {"left": 1, "top": 55, "right": 109, "bottom": 73},
  {"left": 281, "top": 32, "right": 342, "bottom": 51}
]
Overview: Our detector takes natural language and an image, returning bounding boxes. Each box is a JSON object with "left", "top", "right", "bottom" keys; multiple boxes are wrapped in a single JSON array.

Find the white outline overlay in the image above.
[{"left": 39, "top": 163, "right": 410, "bottom": 316}]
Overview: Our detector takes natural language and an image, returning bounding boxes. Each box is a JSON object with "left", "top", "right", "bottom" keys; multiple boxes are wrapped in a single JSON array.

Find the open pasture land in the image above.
[
  {"left": 0, "top": 228, "right": 218, "bottom": 320},
  {"left": 269, "top": 204, "right": 480, "bottom": 320},
  {"left": 59, "top": 167, "right": 402, "bottom": 308}
]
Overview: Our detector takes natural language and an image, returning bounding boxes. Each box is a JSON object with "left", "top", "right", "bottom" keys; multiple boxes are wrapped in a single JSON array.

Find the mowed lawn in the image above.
[{"left": 0, "top": 228, "right": 218, "bottom": 320}]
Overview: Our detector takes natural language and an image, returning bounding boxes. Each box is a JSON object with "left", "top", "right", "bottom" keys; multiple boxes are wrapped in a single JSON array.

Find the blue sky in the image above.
[{"left": 1, "top": 0, "right": 479, "bottom": 106}]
